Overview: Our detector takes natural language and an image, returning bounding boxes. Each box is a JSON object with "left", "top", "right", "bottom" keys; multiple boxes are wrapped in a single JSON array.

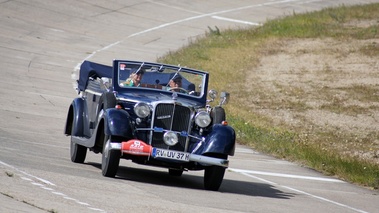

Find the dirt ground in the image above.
[{"left": 247, "top": 33, "right": 379, "bottom": 163}]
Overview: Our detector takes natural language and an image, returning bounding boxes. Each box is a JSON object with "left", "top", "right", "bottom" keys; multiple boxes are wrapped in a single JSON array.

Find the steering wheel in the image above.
[{"left": 167, "top": 87, "right": 189, "bottom": 94}]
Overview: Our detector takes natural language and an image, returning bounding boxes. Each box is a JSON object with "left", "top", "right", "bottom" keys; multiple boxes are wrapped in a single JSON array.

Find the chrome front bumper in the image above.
[{"left": 109, "top": 141, "right": 229, "bottom": 167}]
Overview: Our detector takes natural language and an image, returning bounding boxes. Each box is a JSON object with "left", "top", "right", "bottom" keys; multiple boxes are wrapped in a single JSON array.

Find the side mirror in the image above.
[{"left": 219, "top": 92, "right": 230, "bottom": 106}]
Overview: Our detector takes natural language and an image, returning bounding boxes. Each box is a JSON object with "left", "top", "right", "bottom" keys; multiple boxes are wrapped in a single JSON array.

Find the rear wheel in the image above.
[
  {"left": 204, "top": 166, "right": 226, "bottom": 191},
  {"left": 70, "top": 121, "right": 87, "bottom": 163},
  {"left": 101, "top": 133, "right": 120, "bottom": 177}
]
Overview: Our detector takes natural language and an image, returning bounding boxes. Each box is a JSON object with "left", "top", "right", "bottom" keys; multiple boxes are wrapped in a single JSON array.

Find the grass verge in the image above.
[{"left": 158, "top": 3, "right": 379, "bottom": 189}]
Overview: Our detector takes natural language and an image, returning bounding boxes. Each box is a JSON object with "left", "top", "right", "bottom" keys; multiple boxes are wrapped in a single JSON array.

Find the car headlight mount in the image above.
[
  {"left": 195, "top": 111, "right": 212, "bottom": 128},
  {"left": 134, "top": 102, "right": 150, "bottom": 118},
  {"left": 163, "top": 131, "right": 179, "bottom": 146}
]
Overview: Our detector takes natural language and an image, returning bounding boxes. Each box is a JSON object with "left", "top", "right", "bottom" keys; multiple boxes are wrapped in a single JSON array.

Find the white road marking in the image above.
[
  {"left": 89, "top": 207, "right": 108, "bottom": 212},
  {"left": 0, "top": 160, "right": 106, "bottom": 212},
  {"left": 212, "top": 16, "right": 262, "bottom": 26},
  {"left": 31, "top": 182, "right": 44, "bottom": 187},
  {"left": 74, "top": 0, "right": 304, "bottom": 71},
  {"left": 281, "top": 185, "right": 369, "bottom": 213},
  {"left": 51, "top": 191, "right": 67, "bottom": 196},
  {"left": 69, "top": 1, "right": 359, "bottom": 212},
  {"left": 236, "top": 171, "right": 368, "bottom": 213},
  {"left": 1, "top": 161, "right": 55, "bottom": 186},
  {"left": 229, "top": 168, "right": 344, "bottom": 182},
  {"left": 123, "top": 0, "right": 300, "bottom": 38},
  {"left": 41, "top": 187, "right": 54, "bottom": 191}
]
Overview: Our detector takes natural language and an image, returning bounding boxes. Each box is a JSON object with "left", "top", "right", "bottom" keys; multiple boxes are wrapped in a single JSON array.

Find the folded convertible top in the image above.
[{"left": 77, "top": 60, "right": 112, "bottom": 91}]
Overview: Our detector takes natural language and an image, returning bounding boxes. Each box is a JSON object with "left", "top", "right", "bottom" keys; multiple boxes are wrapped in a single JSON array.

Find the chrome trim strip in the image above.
[
  {"left": 189, "top": 154, "right": 229, "bottom": 167},
  {"left": 109, "top": 142, "right": 122, "bottom": 150},
  {"left": 84, "top": 89, "right": 102, "bottom": 96},
  {"left": 117, "top": 97, "right": 141, "bottom": 103},
  {"left": 117, "top": 97, "right": 196, "bottom": 109},
  {"left": 109, "top": 142, "right": 228, "bottom": 167},
  {"left": 135, "top": 127, "right": 204, "bottom": 142}
]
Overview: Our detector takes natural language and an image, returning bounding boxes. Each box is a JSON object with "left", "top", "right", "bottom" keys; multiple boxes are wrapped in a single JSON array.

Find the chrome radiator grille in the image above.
[{"left": 151, "top": 103, "right": 191, "bottom": 151}]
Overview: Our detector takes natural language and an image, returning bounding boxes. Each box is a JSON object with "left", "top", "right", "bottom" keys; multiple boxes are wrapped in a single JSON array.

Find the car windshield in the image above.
[{"left": 117, "top": 61, "right": 206, "bottom": 97}]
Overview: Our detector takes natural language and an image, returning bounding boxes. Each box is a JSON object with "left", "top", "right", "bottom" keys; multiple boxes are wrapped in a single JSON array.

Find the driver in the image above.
[{"left": 168, "top": 74, "right": 186, "bottom": 93}]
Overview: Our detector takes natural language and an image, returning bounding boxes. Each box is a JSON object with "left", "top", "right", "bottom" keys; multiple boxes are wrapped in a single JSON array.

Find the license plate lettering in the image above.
[
  {"left": 177, "top": 153, "right": 183, "bottom": 160},
  {"left": 155, "top": 149, "right": 164, "bottom": 157},
  {"left": 152, "top": 148, "right": 189, "bottom": 162}
]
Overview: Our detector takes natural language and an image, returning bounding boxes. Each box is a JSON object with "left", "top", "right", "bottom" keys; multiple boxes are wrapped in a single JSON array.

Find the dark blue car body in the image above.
[{"left": 64, "top": 60, "right": 235, "bottom": 191}]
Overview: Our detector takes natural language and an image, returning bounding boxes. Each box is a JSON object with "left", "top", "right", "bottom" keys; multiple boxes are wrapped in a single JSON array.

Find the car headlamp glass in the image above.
[
  {"left": 195, "top": 111, "right": 211, "bottom": 128},
  {"left": 134, "top": 102, "right": 150, "bottom": 118},
  {"left": 163, "top": 131, "right": 178, "bottom": 146}
]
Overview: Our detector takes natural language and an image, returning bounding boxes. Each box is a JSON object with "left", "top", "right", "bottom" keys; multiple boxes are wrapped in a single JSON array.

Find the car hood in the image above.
[{"left": 116, "top": 90, "right": 206, "bottom": 108}]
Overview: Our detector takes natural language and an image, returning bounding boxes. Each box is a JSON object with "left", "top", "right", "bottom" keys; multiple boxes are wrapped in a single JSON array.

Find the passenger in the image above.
[{"left": 120, "top": 68, "right": 145, "bottom": 87}]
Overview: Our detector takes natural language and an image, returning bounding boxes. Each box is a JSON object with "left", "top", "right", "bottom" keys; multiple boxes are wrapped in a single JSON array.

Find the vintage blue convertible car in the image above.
[{"left": 64, "top": 60, "right": 235, "bottom": 191}]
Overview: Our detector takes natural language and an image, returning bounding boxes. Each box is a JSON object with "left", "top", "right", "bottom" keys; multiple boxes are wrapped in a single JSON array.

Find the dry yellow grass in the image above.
[{"left": 159, "top": 4, "right": 379, "bottom": 189}]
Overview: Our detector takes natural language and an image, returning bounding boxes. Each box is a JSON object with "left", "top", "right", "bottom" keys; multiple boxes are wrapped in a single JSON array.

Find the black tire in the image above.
[
  {"left": 168, "top": 169, "right": 183, "bottom": 177},
  {"left": 101, "top": 133, "right": 120, "bottom": 177},
  {"left": 70, "top": 120, "right": 87, "bottom": 163},
  {"left": 204, "top": 166, "right": 226, "bottom": 191},
  {"left": 211, "top": 106, "right": 226, "bottom": 124}
]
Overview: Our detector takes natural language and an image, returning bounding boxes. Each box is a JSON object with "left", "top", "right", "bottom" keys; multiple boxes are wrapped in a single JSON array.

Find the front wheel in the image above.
[
  {"left": 204, "top": 166, "right": 226, "bottom": 191},
  {"left": 101, "top": 134, "right": 120, "bottom": 177}
]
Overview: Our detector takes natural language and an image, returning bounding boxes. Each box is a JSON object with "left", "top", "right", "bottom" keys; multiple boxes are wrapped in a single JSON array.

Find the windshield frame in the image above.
[{"left": 112, "top": 60, "right": 209, "bottom": 102}]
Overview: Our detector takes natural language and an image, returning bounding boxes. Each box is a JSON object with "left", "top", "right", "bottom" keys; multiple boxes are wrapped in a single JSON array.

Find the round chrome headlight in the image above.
[
  {"left": 163, "top": 131, "right": 178, "bottom": 146},
  {"left": 195, "top": 111, "right": 211, "bottom": 128},
  {"left": 134, "top": 102, "right": 150, "bottom": 118}
]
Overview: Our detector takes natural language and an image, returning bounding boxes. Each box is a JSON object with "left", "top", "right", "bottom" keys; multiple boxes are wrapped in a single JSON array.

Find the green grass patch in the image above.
[
  {"left": 158, "top": 3, "right": 379, "bottom": 189},
  {"left": 229, "top": 115, "right": 379, "bottom": 189}
]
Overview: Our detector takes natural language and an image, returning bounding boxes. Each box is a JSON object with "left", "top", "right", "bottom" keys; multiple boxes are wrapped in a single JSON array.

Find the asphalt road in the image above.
[{"left": 1, "top": 0, "right": 378, "bottom": 212}]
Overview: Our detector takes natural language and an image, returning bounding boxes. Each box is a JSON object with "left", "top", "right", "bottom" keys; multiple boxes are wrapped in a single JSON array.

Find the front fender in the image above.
[
  {"left": 193, "top": 124, "right": 236, "bottom": 156},
  {"left": 64, "top": 97, "right": 90, "bottom": 137},
  {"left": 102, "top": 108, "right": 133, "bottom": 138}
]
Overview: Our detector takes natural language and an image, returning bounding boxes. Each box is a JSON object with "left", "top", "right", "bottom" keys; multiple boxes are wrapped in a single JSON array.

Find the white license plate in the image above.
[{"left": 152, "top": 148, "right": 190, "bottom": 162}]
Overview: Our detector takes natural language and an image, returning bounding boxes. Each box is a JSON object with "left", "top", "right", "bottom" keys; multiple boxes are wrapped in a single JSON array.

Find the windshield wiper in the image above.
[{"left": 166, "top": 67, "right": 182, "bottom": 87}]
